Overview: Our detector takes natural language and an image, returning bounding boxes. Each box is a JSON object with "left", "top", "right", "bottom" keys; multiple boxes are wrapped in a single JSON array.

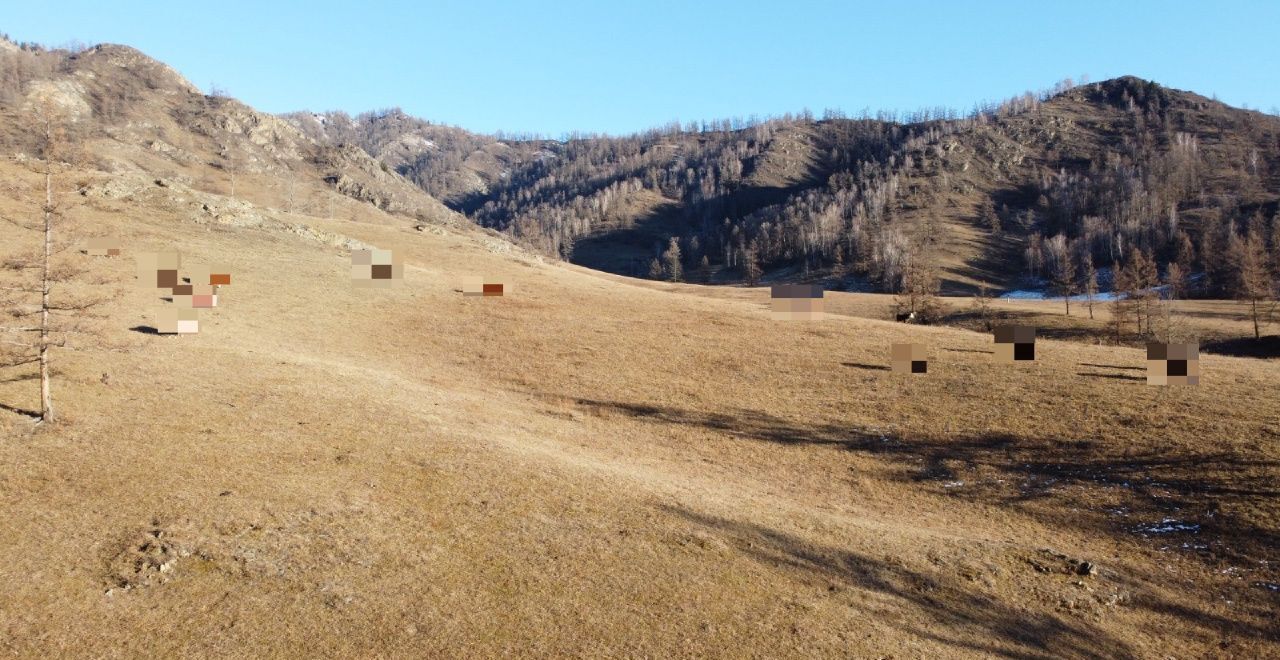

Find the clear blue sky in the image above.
[{"left": 5, "top": 1, "right": 1279, "bottom": 136}]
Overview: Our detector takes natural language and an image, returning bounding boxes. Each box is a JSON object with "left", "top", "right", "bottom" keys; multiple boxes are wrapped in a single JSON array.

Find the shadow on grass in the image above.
[
  {"left": 571, "top": 396, "right": 1280, "bottom": 584},
  {"left": 1201, "top": 335, "right": 1280, "bottom": 359},
  {"left": 0, "top": 401, "right": 40, "bottom": 418},
  {"left": 1076, "top": 372, "right": 1145, "bottom": 381},
  {"left": 841, "top": 362, "right": 890, "bottom": 371},
  {"left": 129, "top": 325, "right": 160, "bottom": 335},
  {"left": 1079, "top": 363, "right": 1144, "bottom": 371},
  {"left": 1033, "top": 326, "right": 1114, "bottom": 342},
  {"left": 664, "top": 504, "right": 1139, "bottom": 659},
  {"left": 567, "top": 395, "right": 1280, "bottom": 649},
  {"left": 943, "top": 347, "right": 994, "bottom": 354}
]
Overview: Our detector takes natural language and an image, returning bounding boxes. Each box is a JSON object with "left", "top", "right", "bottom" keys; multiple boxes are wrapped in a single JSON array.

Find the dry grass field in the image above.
[{"left": 1, "top": 159, "right": 1279, "bottom": 658}]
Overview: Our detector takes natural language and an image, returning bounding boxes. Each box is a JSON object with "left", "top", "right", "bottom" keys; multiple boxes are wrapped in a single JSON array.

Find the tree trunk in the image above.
[
  {"left": 40, "top": 167, "right": 53, "bottom": 422},
  {"left": 1253, "top": 299, "right": 1260, "bottom": 339}
]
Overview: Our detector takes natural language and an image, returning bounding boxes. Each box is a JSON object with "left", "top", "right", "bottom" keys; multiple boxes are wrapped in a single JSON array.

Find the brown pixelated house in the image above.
[
  {"left": 770, "top": 284, "right": 824, "bottom": 320},
  {"left": 463, "top": 277, "right": 507, "bottom": 297},
  {"left": 994, "top": 326, "right": 1035, "bottom": 361},
  {"left": 1147, "top": 342, "right": 1200, "bottom": 385},
  {"left": 154, "top": 307, "right": 199, "bottom": 334},
  {"left": 136, "top": 251, "right": 182, "bottom": 289},
  {"left": 891, "top": 343, "right": 928, "bottom": 374},
  {"left": 352, "top": 249, "right": 402, "bottom": 287},
  {"left": 86, "top": 237, "right": 122, "bottom": 257}
]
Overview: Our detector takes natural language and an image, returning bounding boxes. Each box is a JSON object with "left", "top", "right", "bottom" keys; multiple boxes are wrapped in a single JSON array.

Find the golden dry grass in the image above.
[{"left": 1, "top": 160, "right": 1278, "bottom": 658}]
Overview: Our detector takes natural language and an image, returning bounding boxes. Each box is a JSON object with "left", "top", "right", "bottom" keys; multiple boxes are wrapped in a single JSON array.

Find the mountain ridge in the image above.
[
  {"left": 0, "top": 39, "right": 465, "bottom": 231},
  {"left": 292, "top": 76, "right": 1280, "bottom": 293}
]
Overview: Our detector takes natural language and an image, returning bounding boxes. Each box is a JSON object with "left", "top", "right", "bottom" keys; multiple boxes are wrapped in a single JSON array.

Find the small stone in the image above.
[{"left": 1077, "top": 561, "right": 1096, "bottom": 576}]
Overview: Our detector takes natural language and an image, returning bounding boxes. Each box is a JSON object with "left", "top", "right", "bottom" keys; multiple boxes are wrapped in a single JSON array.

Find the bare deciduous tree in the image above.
[
  {"left": 741, "top": 243, "right": 761, "bottom": 286},
  {"left": 894, "top": 234, "right": 943, "bottom": 324},
  {"left": 1082, "top": 253, "right": 1098, "bottom": 320},
  {"left": 1125, "top": 249, "right": 1159, "bottom": 336},
  {"left": 1109, "top": 250, "right": 1157, "bottom": 341},
  {"left": 224, "top": 146, "right": 239, "bottom": 201},
  {"left": 1046, "top": 234, "right": 1076, "bottom": 315},
  {"left": 980, "top": 198, "right": 1000, "bottom": 235},
  {"left": 647, "top": 258, "right": 662, "bottom": 280},
  {"left": 1164, "top": 261, "right": 1186, "bottom": 301},
  {"left": 1270, "top": 212, "right": 1280, "bottom": 279},
  {"left": 1233, "top": 231, "right": 1276, "bottom": 339},
  {"left": 1157, "top": 262, "right": 1189, "bottom": 343},
  {"left": 971, "top": 284, "right": 994, "bottom": 331},
  {"left": 662, "top": 237, "right": 682, "bottom": 282},
  {"left": 1, "top": 99, "right": 115, "bottom": 423}
]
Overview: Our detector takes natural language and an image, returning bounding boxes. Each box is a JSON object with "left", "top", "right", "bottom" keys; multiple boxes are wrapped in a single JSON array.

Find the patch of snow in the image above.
[
  {"left": 1136, "top": 518, "right": 1200, "bottom": 534},
  {"left": 998, "top": 267, "right": 1205, "bottom": 302},
  {"left": 999, "top": 289, "right": 1126, "bottom": 302},
  {"left": 998, "top": 286, "right": 1176, "bottom": 302},
  {"left": 943, "top": 481, "right": 965, "bottom": 488}
]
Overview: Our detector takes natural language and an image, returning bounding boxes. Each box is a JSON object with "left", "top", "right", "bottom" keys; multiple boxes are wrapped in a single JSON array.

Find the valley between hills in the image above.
[{"left": 0, "top": 38, "right": 1277, "bottom": 658}]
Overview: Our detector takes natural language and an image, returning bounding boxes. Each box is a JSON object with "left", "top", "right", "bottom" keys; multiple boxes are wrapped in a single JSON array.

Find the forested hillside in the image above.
[{"left": 294, "top": 78, "right": 1280, "bottom": 296}]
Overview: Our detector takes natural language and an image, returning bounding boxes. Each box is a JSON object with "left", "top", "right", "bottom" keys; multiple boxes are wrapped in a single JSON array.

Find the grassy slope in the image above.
[{"left": 0, "top": 159, "right": 1278, "bottom": 658}]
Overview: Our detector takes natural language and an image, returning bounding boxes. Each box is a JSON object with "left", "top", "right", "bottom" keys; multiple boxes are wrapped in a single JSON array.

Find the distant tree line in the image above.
[
  {"left": 292, "top": 76, "right": 1279, "bottom": 321},
  {"left": 414, "top": 77, "right": 1277, "bottom": 310}
]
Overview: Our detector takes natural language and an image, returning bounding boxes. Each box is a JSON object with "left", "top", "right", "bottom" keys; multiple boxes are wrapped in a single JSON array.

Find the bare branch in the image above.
[
  {"left": 49, "top": 240, "right": 96, "bottom": 257},
  {"left": 48, "top": 259, "right": 92, "bottom": 278},
  {"left": 2, "top": 216, "right": 39, "bottom": 231},
  {"left": 46, "top": 301, "right": 106, "bottom": 312}
]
